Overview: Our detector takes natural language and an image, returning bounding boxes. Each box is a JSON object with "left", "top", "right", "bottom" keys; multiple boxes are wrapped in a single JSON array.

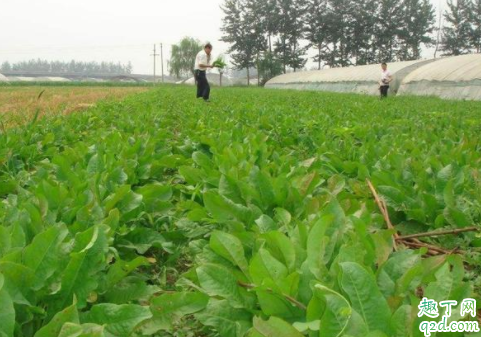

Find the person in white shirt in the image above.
[
  {"left": 194, "top": 43, "right": 215, "bottom": 102},
  {"left": 379, "top": 62, "right": 393, "bottom": 98}
]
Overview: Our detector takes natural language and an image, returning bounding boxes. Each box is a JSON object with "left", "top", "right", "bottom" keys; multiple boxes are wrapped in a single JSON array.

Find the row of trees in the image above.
[
  {"left": 440, "top": 0, "right": 481, "bottom": 55},
  {"left": 0, "top": 59, "right": 133, "bottom": 75},
  {"left": 221, "top": 0, "right": 481, "bottom": 84}
]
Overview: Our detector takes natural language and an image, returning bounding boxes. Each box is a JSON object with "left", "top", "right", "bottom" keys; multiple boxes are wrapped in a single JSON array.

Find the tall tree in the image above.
[
  {"left": 323, "top": 0, "right": 354, "bottom": 67},
  {"left": 221, "top": 0, "right": 261, "bottom": 84},
  {"left": 398, "top": 0, "right": 435, "bottom": 61},
  {"left": 374, "top": 0, "right": 405, "bottom": 62},
  {"left": 305, "top": 0, "right": 330, "bottom": 69},
  {"left": 263, "top": 0, "right": 280, "bottom": 54},
  {"left": 244, "top": 0, "right": 268, "bottom": 84},
  {"left": 274, "top": 0, "right": 308, "bottom": 72},
  {"left": 347, "top": 0, "right": 378, "bottom": 65},
  {"left": 1, "top": 61, "right": 12, "bottom": 72},
  {"left": 397, "top": 0, "right": 436, "bottom": 60},
  {"left": 169, "top": 37, "right": 203, "bottom": 79},
  {"left": 471, "top": 0, "right": 481, "bottom": 52},
  {"left": 440, "top": 0, "right": 473, "bottom": 55}
]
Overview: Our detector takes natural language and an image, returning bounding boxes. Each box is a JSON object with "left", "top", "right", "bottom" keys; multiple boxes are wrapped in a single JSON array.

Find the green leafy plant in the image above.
[
  {"left": 213, "top": 56, "right": 227, "bottom": 69},
  {"left": 0, "top": 85, "right": 480, "bottom": 337}
]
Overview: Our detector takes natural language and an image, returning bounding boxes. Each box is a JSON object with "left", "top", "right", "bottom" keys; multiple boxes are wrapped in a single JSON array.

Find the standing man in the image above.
[
  {"left": 379, "top": 62, "right": 393, "bottom": 99},
  {"left": 194, "top": 43, "right": 215, "bottom": 102}
]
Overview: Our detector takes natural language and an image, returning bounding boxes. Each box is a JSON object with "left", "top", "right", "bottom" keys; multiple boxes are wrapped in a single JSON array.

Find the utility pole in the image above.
[
  {"left": 160, "top": 43, "right": 165, "bottom": 83},
  {"left": 150, "top": 44, "right": 159, "bottom": 84}
]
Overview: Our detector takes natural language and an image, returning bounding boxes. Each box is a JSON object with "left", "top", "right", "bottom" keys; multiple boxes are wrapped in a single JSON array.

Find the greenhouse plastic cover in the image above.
[
  {"left": 0, "top": 73, "right": 8, "bottom": 81},
  {"left": 266, "top": 54, "right": 481, "bottom": 100},
  {"left": 7, "top": 76, "right": 37, "bottom": 82},
  {"left": 36, "top": 77, "right": 71, "bottom": 82},
  {"left": 397, "top": 54, "right": 481, "bottom": 100},
  {"left": 265, "top": 59, "right": 434, "bottom": 95}
]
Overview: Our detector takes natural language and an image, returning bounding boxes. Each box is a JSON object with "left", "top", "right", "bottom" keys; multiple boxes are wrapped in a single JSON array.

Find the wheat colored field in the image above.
[{"left": 0, "top": 86, "right": 148, "bottom": 127}]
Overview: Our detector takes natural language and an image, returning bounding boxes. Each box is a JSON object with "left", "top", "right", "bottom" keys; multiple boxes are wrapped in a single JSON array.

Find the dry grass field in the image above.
[{"left": 0, "top": 86, "right": 148, "bottom": 127}]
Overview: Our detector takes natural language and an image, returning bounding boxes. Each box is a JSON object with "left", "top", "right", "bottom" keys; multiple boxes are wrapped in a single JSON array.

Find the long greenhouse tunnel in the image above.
[{"left": 265, "top": 54, "right": 481, "bottom": 101}]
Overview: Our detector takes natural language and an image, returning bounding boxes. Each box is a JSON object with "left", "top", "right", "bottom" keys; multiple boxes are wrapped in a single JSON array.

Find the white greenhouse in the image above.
[
  {"left": 397, "top": 54, "right": 481, "bottom": 100},
  {"left": 0, "top": 73, "right": 9, "bottom": 82},
  {"left": 265, "top": 59, "right": 434, "bottom": 95},
  {"left": 265, "top": 54, "right": 481, "bottom": 100}
]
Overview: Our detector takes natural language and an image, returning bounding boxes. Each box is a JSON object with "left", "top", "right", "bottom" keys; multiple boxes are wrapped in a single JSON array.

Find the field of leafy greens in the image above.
[{"left": 0, "top": 85, "right": 480, "bottom": 337}]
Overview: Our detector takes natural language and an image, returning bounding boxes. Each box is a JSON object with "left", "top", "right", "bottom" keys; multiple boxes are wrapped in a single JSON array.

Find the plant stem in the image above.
[
  {"left": 366, "top": 179, "right": 399, "bottom": 250},
  {"left": 397, "top": 226, "right": 479, "bottom": 240}
]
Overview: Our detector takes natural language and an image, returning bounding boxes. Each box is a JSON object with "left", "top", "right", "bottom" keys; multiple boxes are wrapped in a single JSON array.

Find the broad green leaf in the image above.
[
  {"left": 252, "top": 316, "right": 304, "bottom": 337},
  {"left": 48, "top": 225, "right": 108, "bottom": 315},
  {"left": 307, "top": 215, "right": 334, "bottom": 279},
  {"left": 103, "top": 185, "right": 142, "bottom": 214},
  {"left": 147, "top": 292, "right": 209, "bottom": 332},
  {"left": 210, "top": 231, "right": 249, "bottom": 277},
  {"left": 343, "top": 310, "right": 370, "bottom": 336},
  {"left": 34, "top": 300, "right": 79, "bottom": 337},
  {"left": 256, "top": 290, "right": 303, "bottom": 318},
  {"left": 84, "top": 303, "right": 152, "bottom": 337},
  {"left": 249, "top": 248, "right": 288, "bottom": 289},
  {"left": 117, "top": 227, "right": 166, "bottom": 254},
  {"left": 378, "top": 250, "right": 421, "bottom": 297},
  {"left": 274, "top": 208, "right": 291, "bottom": 226},
  {"left": 203, "top": 190, "right": 253, "bottom": 223},
  {"left": 377, "top": 186, "right": 416, "bottom": 210},
  {"left": 0, "top": 227, "right": 10, "bottom": 257},
  {"left": 219, "top": 174, "right": 244, "bottom": 204},
  {"left": 308, "top": 199, "right": 346, "bottom": 276},
  {"left": 104, "top": 277, "right": 159, "bottom": 304},
  {"left": 390, "top": 305, "right": 413, "bottom": 337},
  {"left": 340, "top": 262, "right": 390, "bottom": 333},
  {"left": 424, "top": 262, "right": 467, "bottom": 303},
  {"left": 370, "top": 231, "right": 394, "bottom": 266},
  {"left": 197, "top": 263, "right": 252, "bottom": 308},
  {"left": 262, "top": 231, "right": 296, "bottom": 273},
  {"left": 105, "top": 257, "right": 149, "bottom": 288},
  {"left": 250, "top": 167, "right": 276, "bottom": 210},
  {"left": 58, "top": 323, "right": 106, "bottom": 337},
  {"left": 87, "top": 154, "right": 101, "bottom": 175},
  {"left": 443, "top": 206, "right": 472, "bottom": 228},
  {"left": 102, "top": 209, "right": 120, "bottom": 237},
  {"left": 193, "top": 151, "right": 214, "bottom": 170},
  {"left": 23, "top": 224, "right": 69, "bottom": 290},
  {"left": 0, "top": 274, "right": 15, "bottom": 337},
  {"left": 136, "top": 183, "right": 172, "bottom": 213},
  {"left": 292, "top": 320, "right": 320, "bottom": 332},
  {"left": 196, "top": 299, "right": 252, "bottom": 337},
  {"left": 0, "top": 179, "right": 17, "bottom": 198},
  {"left": 314, "top": 283, "right": 352, "bottom": 337},
  {"left": 255, "top": 215, "right": 277, "bottom": 233},
  {"left": 179, "top": 166, "right": 205, "bottom": 185},
  {"left": 0, "top": 261, "right": 35, "bottom": 305}
]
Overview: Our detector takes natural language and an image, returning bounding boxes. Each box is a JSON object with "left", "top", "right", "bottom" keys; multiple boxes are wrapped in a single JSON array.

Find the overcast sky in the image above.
[{"left": 0, "top": 0, "right": 444, "bottom": 75}]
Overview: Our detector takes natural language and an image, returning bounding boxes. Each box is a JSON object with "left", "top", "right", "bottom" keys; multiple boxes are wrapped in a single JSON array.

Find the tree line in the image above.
[
  {"left": 0, "top": 59, "right": 133, "bottom": 75},
  {"left": 221, "top": 0, "right": 481, "bottom": 84},
  {"left": 440, "top": 0, "right": 481, "bottom": 55}
]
